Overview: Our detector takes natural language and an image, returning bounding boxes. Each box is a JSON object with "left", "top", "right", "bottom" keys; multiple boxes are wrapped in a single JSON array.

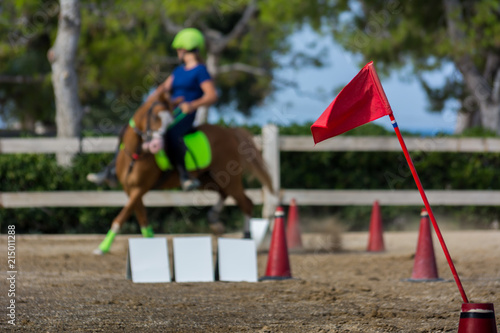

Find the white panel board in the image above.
[
  {"left": 173, "top": 237, "right": 214, "bottom": 282},
  {"left": 127, "top": 238, "right": 171, "bottom": 283},
  {"left": 218, "top": 238, "right": 258, "bottom": 283},
  {"left": 250, "top": 218, "right": 270, "bottom": 248}
]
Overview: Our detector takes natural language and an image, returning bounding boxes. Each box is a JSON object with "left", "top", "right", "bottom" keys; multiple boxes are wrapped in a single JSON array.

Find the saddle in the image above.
[{"left": 154, "top": 130, "right": 211, "bottom": 171}]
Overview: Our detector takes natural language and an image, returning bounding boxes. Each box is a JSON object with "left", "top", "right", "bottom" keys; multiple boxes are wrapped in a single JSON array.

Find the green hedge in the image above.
[
  {"left": 0, "top": 151, "right": 260, "bottom": 234},
  {"left": 1, "top": 123, "right": 499, "bottom": 233}
]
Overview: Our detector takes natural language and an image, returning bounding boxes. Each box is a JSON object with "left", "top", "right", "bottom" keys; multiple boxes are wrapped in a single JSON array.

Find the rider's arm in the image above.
[
  {"left": 163, "top": 75, "right": 174, "bottom": 91},
  {"left": 144, "top": 75, "right": 173, "bottom": 104},
  {"left": 180, "top": 80, "right": 218, "bottom": 114}
]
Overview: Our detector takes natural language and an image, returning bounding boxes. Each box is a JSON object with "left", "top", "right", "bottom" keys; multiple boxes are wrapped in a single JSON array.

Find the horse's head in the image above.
[{"left": 134, "top": 91, "right": 180, "bottom": 154}]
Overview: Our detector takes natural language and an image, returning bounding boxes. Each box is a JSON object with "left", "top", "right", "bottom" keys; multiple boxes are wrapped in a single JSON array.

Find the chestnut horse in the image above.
[{"left": 94, "top": 94, "right": 274, "bottom": 254}]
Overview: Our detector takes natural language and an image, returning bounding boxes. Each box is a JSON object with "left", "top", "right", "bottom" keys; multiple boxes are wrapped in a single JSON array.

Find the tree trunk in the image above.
[
  {"left": 454, "top": 112, "right": 468, "bottom": 134},
  {"left": 454, "top": 109, "right": 481, "bottom": 134},
  {"left": 194, "top": 105, "right": 209, "bottom": 126},
  {"left": 48, "top": 0, "right": 82, "bottom": 166},
  {"left": 206, "top": 52, "right": 219, "bottom": 77},
  {"left": 443, "top": 0, "right": 500, "bottom": 133},
  {"left": 194, "top": 52, "right": 220, "bottom": 126},
  {"left": 456, "top": 56, "right": 500, "bottom": 132},
  {"left": 479, "top": 102, "right": 500, "bottom": 133}
]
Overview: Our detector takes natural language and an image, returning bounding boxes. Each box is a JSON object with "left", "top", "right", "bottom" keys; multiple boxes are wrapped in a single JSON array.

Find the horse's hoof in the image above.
[
  {"left": 93, "top": 248, "right": 106, "bottom": 255},
  {"left": 209, "top": 222, "right": 225, "bottom": 236}
]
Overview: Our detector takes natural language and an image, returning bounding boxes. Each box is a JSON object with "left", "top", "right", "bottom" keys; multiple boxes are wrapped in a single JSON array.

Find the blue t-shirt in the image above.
[{"left": 171, "top": 64, "right": 212, "bottom": 102}]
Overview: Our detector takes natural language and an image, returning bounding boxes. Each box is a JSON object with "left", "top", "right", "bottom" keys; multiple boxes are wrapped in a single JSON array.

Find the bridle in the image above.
[
  {"left": 124, "top": 100, "right": 171, "bottom": 174},
  {"left": 129, "top": 101, "right": 163, "bottom": 143}
]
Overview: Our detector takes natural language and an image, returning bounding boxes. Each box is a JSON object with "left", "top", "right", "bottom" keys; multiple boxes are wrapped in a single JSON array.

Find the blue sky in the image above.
[{"left": 212, "top": 27, "right": 459, "bottom": 135}]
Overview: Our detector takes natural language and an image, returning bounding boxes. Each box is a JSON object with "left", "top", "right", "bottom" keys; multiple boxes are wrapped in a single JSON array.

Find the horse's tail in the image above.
[{"left": 231, "top": 128, "right": 275, "bottom": 194}]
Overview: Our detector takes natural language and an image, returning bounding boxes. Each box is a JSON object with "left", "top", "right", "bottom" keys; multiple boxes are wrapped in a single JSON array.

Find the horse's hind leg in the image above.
[
  {"left": 207, "top": 193, "right": 226, "bottom": 235},
  {"left": 93, "top": 187, "right": 146, "bottom": 255},
  {"left": 234, "top": 193, "right": 253, "bottom": 239},
  {"left": 224, "top": 184, "right": 253, "bottom": 239}
]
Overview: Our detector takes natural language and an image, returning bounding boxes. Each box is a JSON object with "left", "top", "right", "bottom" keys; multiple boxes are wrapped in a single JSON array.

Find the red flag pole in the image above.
[
  {"left": 311, "top": 61, "right": 468, "bottom": 303},
  {"left": 388, "top": 113, "right": 468, "bottom": 303}
]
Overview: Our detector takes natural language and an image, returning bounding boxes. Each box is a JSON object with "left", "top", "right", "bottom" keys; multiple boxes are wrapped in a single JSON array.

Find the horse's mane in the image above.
[{"left": 130, "top": 91, "right": 175, "bottom": 127}]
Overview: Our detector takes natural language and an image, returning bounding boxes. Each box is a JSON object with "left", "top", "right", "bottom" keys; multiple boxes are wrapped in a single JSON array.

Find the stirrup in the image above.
[
  {"left": 87, "top": 167, "right": 118, "bottom": 187},
  {"left": 86, "top": 169, "right": 108, "bottom": 185},
  {"left": 181, "top": 178, "right": 200, "bottom": 191}
]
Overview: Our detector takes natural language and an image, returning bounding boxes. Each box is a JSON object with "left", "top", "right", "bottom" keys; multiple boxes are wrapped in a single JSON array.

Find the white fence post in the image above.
[{"left": 262, "top": 124, "right": 280, "bottom": 219}]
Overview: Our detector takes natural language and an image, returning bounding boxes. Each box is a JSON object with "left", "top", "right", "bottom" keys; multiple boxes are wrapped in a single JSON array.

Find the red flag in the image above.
[{"left": 311, "top": 61, "right": 393, "bottom": 144}]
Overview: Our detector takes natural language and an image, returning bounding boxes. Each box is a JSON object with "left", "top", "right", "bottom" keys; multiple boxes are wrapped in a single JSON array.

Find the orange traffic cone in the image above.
[
  {"left": 408, "top": 209, "right": 441, "bottom": 281},
  {"left": 286, "top": 198, "right": 303, "bottom": 250},
  {"left": 458, "top": 303, "right": 498, "bottom": 333},
  {"left": 367, "top": 200, "right": 385, "bottom": 252},
  {"left": 260, "top": 206, "right": 292, "bottom": 280}
]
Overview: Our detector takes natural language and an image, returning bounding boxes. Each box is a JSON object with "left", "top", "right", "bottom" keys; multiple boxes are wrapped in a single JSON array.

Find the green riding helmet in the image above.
[{"left": 171, "top": 28, "right": 205, "bottom": 51}]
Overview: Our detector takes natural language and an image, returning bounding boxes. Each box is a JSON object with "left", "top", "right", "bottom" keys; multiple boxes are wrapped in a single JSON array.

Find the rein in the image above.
[{"left": 124, "top": 101, "right": 165, "bottom": 174}]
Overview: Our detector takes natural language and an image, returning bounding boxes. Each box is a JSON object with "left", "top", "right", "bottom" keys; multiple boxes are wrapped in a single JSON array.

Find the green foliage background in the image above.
[
  {"left": 328, "top": 0, "right": 500, "bottom": 117},
  {"left": 1, "top": 123, "right": 499, "bottom": 234},
  {"left": 0, "top": 0, "right": 335, "bottom": 130}
]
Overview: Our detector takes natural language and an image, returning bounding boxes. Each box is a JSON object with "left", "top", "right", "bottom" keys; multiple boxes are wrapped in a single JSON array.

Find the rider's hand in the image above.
[{"left": 180, "top": 102, "right": 194, "bottom": 114}]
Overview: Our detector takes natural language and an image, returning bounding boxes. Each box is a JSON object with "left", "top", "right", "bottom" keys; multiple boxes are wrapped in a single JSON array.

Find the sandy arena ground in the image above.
[{"left": 0, "top": 230, "right": 499, "bottom": 332}]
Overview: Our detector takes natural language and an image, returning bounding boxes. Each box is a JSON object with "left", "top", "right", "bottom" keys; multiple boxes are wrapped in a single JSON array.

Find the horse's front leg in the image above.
[
  {"left": 135, "top": 198, "right": 154, "bottom": 238},
  {"left": 93, "top": 187, "right": 146, "bottom": 255}
]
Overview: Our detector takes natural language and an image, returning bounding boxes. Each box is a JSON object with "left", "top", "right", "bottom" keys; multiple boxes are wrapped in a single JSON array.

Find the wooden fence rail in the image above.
[
  {"left": 3, "top": 135, "right": 500, "bottom": 153},
  {"left": 2, "top": 190, "right": 500, "bottom": 208}
]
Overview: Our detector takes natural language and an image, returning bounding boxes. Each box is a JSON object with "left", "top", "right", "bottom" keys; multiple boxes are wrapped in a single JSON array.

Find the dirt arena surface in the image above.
[{"left": 1, "top": 230, "right": 499, "bottom": 332}]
